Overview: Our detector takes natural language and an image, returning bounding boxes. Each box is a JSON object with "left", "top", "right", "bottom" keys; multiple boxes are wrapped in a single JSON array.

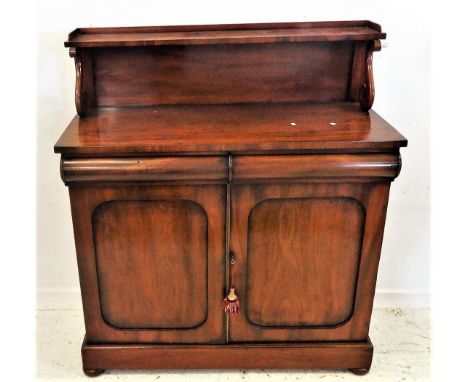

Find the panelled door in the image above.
[
  {"left": 66, "top": 154, "right": 396, "bottom": 344},
  {"left": 69, "top": 184, "right": 226, "bottom": 344},
  {"left": 228, "top": 181, "right": 391, "bottom": 342}
]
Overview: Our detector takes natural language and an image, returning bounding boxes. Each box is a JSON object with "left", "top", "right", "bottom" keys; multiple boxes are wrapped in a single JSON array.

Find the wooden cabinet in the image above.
[
  {"left": 68, "top": 182, "right": 226, "bottom": 344},
  {"left": 229, "top": 181, "right": 390, "bottom": 343},
  {"left": 55, "top": 21, "right": 407, "bottom": 376}
]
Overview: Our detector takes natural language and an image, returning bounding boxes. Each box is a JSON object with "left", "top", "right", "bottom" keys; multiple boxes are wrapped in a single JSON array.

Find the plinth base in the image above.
[{"left": 81, "top": 336, "right": 373, "bottom": 375}]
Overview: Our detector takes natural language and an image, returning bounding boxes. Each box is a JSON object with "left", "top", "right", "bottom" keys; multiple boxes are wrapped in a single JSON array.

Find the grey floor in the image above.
[{"left": 36, "top": 307, "right": 430, "bottom": 381}]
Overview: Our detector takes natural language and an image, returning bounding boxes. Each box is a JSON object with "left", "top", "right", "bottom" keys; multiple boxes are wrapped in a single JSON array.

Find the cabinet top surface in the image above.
[
  {"left": 65, "top": 20, "right": 385, "bottom": 48},
  {"left": 54, "top": 102, "right": 407, "bottom": 156}
]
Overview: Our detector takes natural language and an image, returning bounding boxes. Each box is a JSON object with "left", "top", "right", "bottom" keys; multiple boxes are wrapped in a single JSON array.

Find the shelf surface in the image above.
[
  {"left": 65, "top": 21, "right": 385, "bottom": 48},
  {"left": 55, "top": 102, "right": 407, "bottom": 156}
]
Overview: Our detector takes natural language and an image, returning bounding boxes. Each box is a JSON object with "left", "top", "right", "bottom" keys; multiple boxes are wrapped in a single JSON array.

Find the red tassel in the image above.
[{"left": 224, "top": 287, "right": 240, "bottom": 315}]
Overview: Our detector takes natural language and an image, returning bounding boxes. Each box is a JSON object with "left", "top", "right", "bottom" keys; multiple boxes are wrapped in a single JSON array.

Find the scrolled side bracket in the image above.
[
  {"left": 359, "top": 40, "right": 382, "bottom": 111},
  {"left": 69, "top": 47, "right": 89, "bottom": 117}
]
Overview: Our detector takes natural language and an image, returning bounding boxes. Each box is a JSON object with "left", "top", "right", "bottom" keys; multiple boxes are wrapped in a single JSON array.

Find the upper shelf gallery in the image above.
[{"left": 63, "top": 20, "right": 386, "bottom": 118}]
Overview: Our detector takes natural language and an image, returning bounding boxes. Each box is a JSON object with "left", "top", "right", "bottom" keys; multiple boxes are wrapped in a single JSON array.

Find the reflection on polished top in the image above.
[{"left": 54, "top": 102, "right": 407, "bottom": 155}]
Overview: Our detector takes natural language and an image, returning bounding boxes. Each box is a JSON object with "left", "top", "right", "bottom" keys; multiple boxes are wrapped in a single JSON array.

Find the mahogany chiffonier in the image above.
[{"left": 54, "top": 21, "right": 407, "bottom": 376}]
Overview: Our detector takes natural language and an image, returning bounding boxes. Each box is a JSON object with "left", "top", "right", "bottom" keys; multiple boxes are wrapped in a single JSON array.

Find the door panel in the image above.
[
  {"left": 229, "top": 182, "right": 390, "bottom": 342},
  {"left": 246, "top": 197, "right": 364, "bottom": 327},
  {"left": 93, "top": 200, "right": 208, "bottom": 329},
  {"left": 69, "top": 184, "right": 226, "bottom": 344}
]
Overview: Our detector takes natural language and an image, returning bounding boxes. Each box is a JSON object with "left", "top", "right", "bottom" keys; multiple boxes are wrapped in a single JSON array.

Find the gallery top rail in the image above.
[{"left": 65, "top": 20, "right": 385, "bottom": 48}]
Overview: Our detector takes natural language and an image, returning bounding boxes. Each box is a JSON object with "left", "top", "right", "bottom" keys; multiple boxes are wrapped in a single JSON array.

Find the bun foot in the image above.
[
  {"left": 348, "top": 368, "right": 370, "bottom": 375},
  {"left": 83, "top": 368, "right": 105, "bottom": 377}
]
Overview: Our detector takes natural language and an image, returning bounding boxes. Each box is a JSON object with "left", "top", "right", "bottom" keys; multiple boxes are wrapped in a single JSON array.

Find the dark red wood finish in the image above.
[
  {"left": 81, "top": 338, "right": 374, "bottom": 371},
  {"left": 69, "top": 184, "right": 226, "bottom": 344},
  {"left": 55, "top": 103, "right": 406, "bottom": 156},
  {"left": 66, "top": 20, "right": 385, "bottom": 48},
  {"left": 91, "top": 43, "right": 354, "bottom": 107},
  {"left": 55, "top": 20, "right": 406, "bottom": 375},
  {"left": 63, "top": 21, "right": 386, "bottom": 117},
  {"left": 229, "top": 182, "right": 391, "bottom": 342}
]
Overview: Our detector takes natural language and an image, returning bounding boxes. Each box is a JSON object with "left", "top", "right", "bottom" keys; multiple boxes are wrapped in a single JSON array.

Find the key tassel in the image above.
[
  {"left": 224, "top": 287, "right": 240, "bottom": 314},
  {"left": 224, "top": 251, "right": 240, "bottom": 315}
]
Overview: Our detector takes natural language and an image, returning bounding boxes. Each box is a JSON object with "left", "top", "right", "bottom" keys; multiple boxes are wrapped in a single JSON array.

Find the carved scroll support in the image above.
[
  {"left": 359, "top": 40, "right": 381, "bottom": 111},
  {"left": 69, "top": 47, "right": 92, "bottom": 117}
]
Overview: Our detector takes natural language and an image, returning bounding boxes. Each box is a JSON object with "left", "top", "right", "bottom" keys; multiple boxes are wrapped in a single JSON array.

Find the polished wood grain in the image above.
[
  {"left": 229, "top": 182, "right": 391, "bottom": 342},
  {"left": 232, "top": 153, "right": 401, "bottom": 182},
  {"left": 69, "top": 48, "right": 95, "bottom": 116},
  {"left": 69, "top": 184, "right": 226, "bottom": 343},
  {"left": 349, "top": 42, "right": 366, "bottom": 102},
  {"left": 65, "top": 20, "right": 385, "bottom": 48},
  {"left": 359, "top": 40, "right": 381, "bottom": 111},
  {"left": 54, "top": 103, "right": 407, "bottom": 155},
  {"left": 246, "top": 197, "right": 364, "bottom": 327},
  {"left": 92, "top": 43, "right": 354, "bottom": 107},
  {"left": 93, "top": 200, "right": 208, "bottom": 329},
  {"left": 81, "top": 338, "right": 373, "bottom": 370},
  {"left": 66, "top": 21, "right": 386, "bottom": 116},
  {"left": 55, "top": 20, "right": 406, "bottom": 374},
  {"left": 70, "top": 48, "right": 83, "bottom": 115},
  {"left": 61, "top": 156, "right": 228, "bottom": 184}
]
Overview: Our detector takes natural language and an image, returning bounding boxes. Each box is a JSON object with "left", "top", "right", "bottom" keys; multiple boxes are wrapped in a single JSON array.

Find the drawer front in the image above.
[
  {"left": 61, "top": 156, "right": 228, "bottom": 184},
  {"left": 232, "top": 153, "right": 400, "bottom": 182}
]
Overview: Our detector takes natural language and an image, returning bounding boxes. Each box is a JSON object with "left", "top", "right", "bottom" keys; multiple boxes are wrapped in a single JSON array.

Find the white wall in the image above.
[{"left": 37, "top": 0, "right": 430, "bottom": 309}]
